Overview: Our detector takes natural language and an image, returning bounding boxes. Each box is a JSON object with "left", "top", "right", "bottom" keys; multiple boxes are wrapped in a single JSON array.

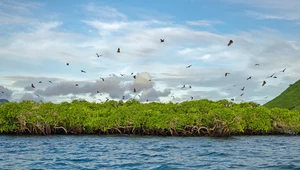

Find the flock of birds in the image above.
[{"left": 1, "top": 39, "right": 288, "bottom": 103}]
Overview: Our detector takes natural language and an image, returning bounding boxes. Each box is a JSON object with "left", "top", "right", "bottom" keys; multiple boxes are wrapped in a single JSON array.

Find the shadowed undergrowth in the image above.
[{"left": 0, "top": 99, "right": 300, "bottom": 137}]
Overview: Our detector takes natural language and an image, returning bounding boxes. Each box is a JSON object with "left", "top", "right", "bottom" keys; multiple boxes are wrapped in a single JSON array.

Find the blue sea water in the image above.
[{"left": 0, "top": 135, "right": 300, "bottom": 169}]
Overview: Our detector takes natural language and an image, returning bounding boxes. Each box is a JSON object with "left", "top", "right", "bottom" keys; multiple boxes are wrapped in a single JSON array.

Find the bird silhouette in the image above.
[
  {"left": 131, "top": 72, "right": 134, "bottom": 75},
  {"left": 266, "top": 73, "right": 275, "bottom": 78},
  {"left": 96, "top": 53, "right": 102, "bottom": 57},
  {"left": 75, "top": 84, "right": 78, "bottom": 86},
  {"left": 48, "top": 81, "right": 52, "bottom": 83},
  {"left": 273, "top": 76, "right": 277, "bottom": 78},
  {"left": 97, "top": 91, "right": 99, "bottom": 93},
  {"left": 1, "top": 91, "right": 4, "bottom": 93},
  {"left": 39, "top": 81, "right": 42, "bottom": 83},
  {"left": 66, "top": 63, "right": 69, "bottom": 66},
  {"left": 117, "top": 48, "right": 120, "bottom": 53},
  {"left": 262, "top": 80, "right": 266, "bottom": 86},
  {"left": 35, "top": 94, "right": 40, "bottom": 98},
  {"left": 160, "top": 39, "right": 164, "bottom": 42},
  {"left": 231, "top": 98, "right": 234, "bottom": 101},
  {"left": 241, "top": 87, "right": 245, "bottom": 91},
  {"left": 227, "top": 40, "right": 233, "bottom": 46},
  {"left": 240, "top": 93, "right": 244, "bottom": 96},
  {"left": 133, "top": 75, "right": 136, "bottom": 79},
  {"left": 100, "top": 77, "right": 104, "bottom": 81},
  {"left": 191, "top": 96, "right": 193, "bottom": 100},
  {"left": 281, "top": 68, "right": 286, "bottom": 72},
  {"left": 247, "top": 76, "right": 252, "bottom": 80},
  {"left": 225, "top": 72, "right": 230, "bottom": 76},
  {"left": 182, "top": 85, "right": 185, "bottom": 89},
  {"left": 189, "top": 85, "right": 192, "bottom": 88},
  {"left": 122, "top": 96, "right": 125, "bottom": 100},
  {"left": 31, "top": 84, "right": 35, "bottom": 88},
  {"left": 81, "top": 70, "right": 86, "bottom": 73},
  {"left": 120, "top": 74, "right": 124, "bottom": 76},
  {"left": 186, "top": 65, "right": 192, "bottom": 68},
  {"left": 134, "top": 88, "right": 136, "bottom": 93},
  {"left": 255, "top": 64, "right": 260, "bottom": 66}
]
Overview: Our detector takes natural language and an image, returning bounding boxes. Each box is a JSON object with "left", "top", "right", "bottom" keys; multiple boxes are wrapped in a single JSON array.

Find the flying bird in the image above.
[
  {"left": 96, "top": 53, "right": 102, "bottom": 57},
  {"left": 231, "top": 98, "right": 234, "bottom": 101},
  {"left": 160, "top": 39, "right": 164, "bottom": 43},
  {"left": 75, "top": 84, "right": 78, "bottom": 86},
  {"left": 81, "top": 70, "right": 86, "bottom": 73},
  {"left": 225, "top": 72, "right": 230, "bottom": 77},
  {"left": 122, "top": 96, "right": 125, "bottom": 100},
  {"left": 240, "top": 93, "right": 244, "bottom": 96},
  {"left": 191, "top": 96, "right": 193, "bottom": 100},
  {"left": 241, "top": 87, "right": 245, "bottom": 91},
  {"left": 266, "top": 73, "right": 275, "bottom": 78},
  {"left": 120, "top": 74, "right": 125, "bottom": 76},
  {"left": 186, "top": 65, "right": 192, "bottom": 68},
  {"left": 273, "top": 76, "right": 277, "bottom": 78},
  {"left": 133, "top": 75, "right": 136, "bottom": 79},
  {"left": 31, "top": 84, "right": 35, "bottom": 88},
  {"left": 189, "top": 85, "right": 192, "bottom": 88},
  {"left": 1, "top": 91, "right": 4, "bottom": 93},
  {"left": 182, "top": 85, "right": 185, "bottom": 89},
  {"left": 97, "top": 91, "right": 100, "bottom": 93},
  {"left": 48, "top": 81, "right": 52, "bottom": 83},
  {"left": 131, "top": 72, "right": 134, "bottom": 75},
  {"left": 281, "top": 68, "right": 286, "bottom": 72},
  {"left": 100, "top": 77, "right": 104, "bottom": 81},
  {"left": 66, "top": 63, "right": 69, "bottom": 66},
  {"left": 117, "top": 48, "right": 120, "bottom": 53},
  {"left": 255, "top": 64, "right": 260, "bottom": 66},
  {"left": 39, "top": 81, "right": 42, "bottom": 83},
  {"left": 134, "top": 88, "right": 136, "bottom": 93},
  {"left": 247, "top": 76, "right": 252, "bottom": 80},
  {"left": 227, "top": 40, "right": 233, "bottom": 46},
  {"left": 262, "top": 80, "right": 266, "bottom": 86}
]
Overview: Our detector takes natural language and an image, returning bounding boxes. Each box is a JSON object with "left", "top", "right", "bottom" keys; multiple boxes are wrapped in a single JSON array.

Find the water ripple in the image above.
[{"left": 0, "top": 136, "right": 300, "bottom": 169}]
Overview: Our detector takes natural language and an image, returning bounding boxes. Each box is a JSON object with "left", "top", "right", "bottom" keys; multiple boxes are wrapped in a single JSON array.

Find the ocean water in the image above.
[{"left": 0, "top": 135, "right": 300, "bottom": 169}]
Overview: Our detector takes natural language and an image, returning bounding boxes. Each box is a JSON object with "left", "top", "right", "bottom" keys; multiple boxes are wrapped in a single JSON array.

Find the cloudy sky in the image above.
[{"left": 0, "top": 0, "right": 300, "bottom": 104}]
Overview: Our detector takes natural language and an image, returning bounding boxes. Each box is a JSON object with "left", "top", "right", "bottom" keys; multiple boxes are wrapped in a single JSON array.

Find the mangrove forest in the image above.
[{"left": 0, "top": 99, "right": 300, "bottom": 137}]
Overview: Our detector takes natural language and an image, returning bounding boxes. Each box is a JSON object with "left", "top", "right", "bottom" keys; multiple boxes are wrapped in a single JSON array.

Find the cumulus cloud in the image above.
[
  {"left": 0, "top": 86, "right": 13, "bottom": 100},
  {"left": 139, "top": 88, "right": 171, "bottom": 102}
]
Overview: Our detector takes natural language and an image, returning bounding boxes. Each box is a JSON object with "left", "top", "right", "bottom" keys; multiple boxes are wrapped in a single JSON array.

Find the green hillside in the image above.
[{"left": 264, "top": 79, "right": 300, "bottom": 110}]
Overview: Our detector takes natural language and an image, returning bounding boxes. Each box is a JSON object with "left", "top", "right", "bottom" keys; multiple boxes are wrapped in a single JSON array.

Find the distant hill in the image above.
[
  {"left": 264, "top": 79, "right": 300, "bottom": 110},
  {"left": 0, "top": 99, "right": 9, "bottom": 104}
]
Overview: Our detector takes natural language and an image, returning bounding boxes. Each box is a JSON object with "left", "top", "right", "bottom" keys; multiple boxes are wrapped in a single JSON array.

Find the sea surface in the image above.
[{"left": 0, "top": 135, "right": 300, "bottom": 169}]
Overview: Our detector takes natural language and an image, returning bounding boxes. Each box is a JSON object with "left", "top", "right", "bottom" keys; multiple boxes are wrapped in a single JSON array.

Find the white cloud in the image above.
[
  {"left": 1, "top": 2, "right": 300, "bottom": 105},
  {"left": 228, "top": 0, "right": 300, "bottom": 22},
  {"left": 186, "top": 20, "right": 223, "bottom": 27}
]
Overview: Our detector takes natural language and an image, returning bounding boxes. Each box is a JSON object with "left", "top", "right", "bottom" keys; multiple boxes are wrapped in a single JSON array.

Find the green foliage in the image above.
[
  {"left": 0, "top": 99, "right": 300, "bottom": 136},
  {"left": 264, "top": 79, "right": 300, "bottom": 111}
]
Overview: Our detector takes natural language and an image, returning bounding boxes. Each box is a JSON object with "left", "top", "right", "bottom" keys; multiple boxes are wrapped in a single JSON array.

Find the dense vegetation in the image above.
[
  {"left": 0, "top": 99, "right": 300, "bottom": 137},
  {"left": 264, "top": 79, "right": 300, "bottom": 111}
]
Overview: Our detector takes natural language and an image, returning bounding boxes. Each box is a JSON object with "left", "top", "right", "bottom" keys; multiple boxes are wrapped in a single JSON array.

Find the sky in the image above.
[{"left": 0, "top": 0, "right": 300, "bottom": 104}]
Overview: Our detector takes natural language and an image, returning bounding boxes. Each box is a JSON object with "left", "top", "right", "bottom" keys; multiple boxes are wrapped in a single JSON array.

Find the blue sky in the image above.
[{"left": 0, "top": 0, "right": 300, "bottom": 104}]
